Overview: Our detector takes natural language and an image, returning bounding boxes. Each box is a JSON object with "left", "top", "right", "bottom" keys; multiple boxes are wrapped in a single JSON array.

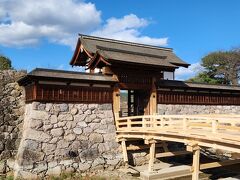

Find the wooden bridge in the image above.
[{"left": 115, "top": 114, "right": 240, "bottom": 180}]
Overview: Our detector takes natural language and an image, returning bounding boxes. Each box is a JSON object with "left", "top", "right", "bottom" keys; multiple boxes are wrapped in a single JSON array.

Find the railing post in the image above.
[
  {"left": 161, "top": 117, "right": 165, "bottom": 128},
  {"left": 183, "top": 118, "right": 188, "bottom": 130},
  {"left": 142, "top": 118, "right": 146, "bottom": 128},
  {"left": 153, "top": 116, "right": 156, "bottom": 128},
  {"left": 127, "top": 118, "right": 131, "bottom": 129},
  {"left": 212, "top": 119, "right": 218, "bottom": 133}
]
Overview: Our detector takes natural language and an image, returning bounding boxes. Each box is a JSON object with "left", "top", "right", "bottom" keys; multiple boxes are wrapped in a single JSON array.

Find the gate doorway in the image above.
[{"left": 120, "top": 90, "right": 150, "bottom": 117}]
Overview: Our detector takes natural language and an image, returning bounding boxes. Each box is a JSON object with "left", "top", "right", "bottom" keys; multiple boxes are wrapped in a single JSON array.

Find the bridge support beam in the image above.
[
  {"left": 120, "top": 138, "right": 129, "bottom": 165},
  {"left": 187, "top": 142, "right": 200, "bottom": 180},
  {"left": 146, "top": 139, "right": 157, "bottom": 173}
]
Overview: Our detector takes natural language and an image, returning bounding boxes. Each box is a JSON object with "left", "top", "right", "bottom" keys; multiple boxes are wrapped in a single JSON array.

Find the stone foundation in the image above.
[
  {"left": 14, "top": 102, "right": 122, "bottom": 179},
  {"left": 158, "top": 104, "right": 240, "bottom": 115}
]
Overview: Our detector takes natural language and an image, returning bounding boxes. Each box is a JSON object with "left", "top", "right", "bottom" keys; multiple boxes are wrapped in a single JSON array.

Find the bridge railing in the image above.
[{"left": 116, "top": 114, "right": 240, "bottom": 134}]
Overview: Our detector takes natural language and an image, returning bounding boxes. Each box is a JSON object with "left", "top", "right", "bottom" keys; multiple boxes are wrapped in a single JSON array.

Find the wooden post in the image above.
[
  {"left": 192, "top": 146, "right": 200, "bottom": 180},
  {"left": 148, "top": 139, "right": 157, "bottom": 172},
  {"left": 161, "top": 117, "right": 165, "bottom": 128},
  {"left": 127, "top": 118, "right": 131, "bottom": 129},
  {"left": 187, "top": 142, "right": 200, "bottom": 180},
  {"left": 212, "top": 119, "right": 218, "bottom": 133},
  {"left": 33, "top": 81, "right": 37, "bottom": 100},
  {"left": 150, "top": 77, "right": 157, "bottom": 115},
  {"left": 142, "top": 118, "right": 146, "bottom": 128},
  {"left": 115, "top": 113, "right": 120, "bottom": 129},
  {"left": 113, "top": 85, "right": 120, "bottom": 119},
  {"left": 121, "top": 139, "right": 128, "bottom": 165},
  {"left": 183, "top": 118, "right": 188, "bottom": 130}
]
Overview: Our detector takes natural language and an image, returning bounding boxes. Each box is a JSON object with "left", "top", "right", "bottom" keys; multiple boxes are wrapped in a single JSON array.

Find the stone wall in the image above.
[
  {"left": 14, "top": 102, "right": 122, "bottom": 179},
  {"left": 158, "top": 104, "right": 240, "bottom": 115},
  {"left": 0, "top": 70, "right": 26, "bottom": 173}
]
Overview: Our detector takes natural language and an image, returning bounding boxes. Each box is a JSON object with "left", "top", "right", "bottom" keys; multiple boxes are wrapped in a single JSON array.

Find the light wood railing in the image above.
[
  {"left": 116, "top": 114, "right": 240, "bottom": 137},
  {"left": 116, "top": 114, "right": 240, "bottom": 180}
]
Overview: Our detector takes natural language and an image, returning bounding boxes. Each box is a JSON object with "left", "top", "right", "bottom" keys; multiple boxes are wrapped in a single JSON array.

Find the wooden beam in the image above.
[
  {"left": 127, "top": 142, "right": 166, "bottom": 151},
  {"left": 200, "top": 159, "right": 240, "bottom": 170},
  {"left": 72, "top": 43, "right": 82, "bottom": 65},
  {"left": 156, "top": 151, "right": 191, "bottom": 158}
]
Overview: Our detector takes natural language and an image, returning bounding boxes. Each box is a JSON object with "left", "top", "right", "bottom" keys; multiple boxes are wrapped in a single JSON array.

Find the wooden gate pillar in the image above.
[
  {"left": 113, "top": 85, "right": 120, "bottom": 118},
  {"left": 150, "top": 77, "right": 157, "bottom": 115}
]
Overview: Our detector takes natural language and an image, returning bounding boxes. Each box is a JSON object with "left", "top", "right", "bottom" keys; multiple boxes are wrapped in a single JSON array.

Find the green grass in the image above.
[
  {"left": 48, "top": 172, "right": 119, "bottom": 180},
  {"left": 0, "top": 175, "right": 14, "bottom": 180}
]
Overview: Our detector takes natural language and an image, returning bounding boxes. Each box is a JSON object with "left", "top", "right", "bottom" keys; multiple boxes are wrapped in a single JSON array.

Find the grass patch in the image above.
[
  {"left": 48, "top": 172, "right": 119, "bottom": 180},
  {"left": 1, "top": 174, "right": 121, "bottom": 180},
  {"left": 0, "top": 175, "right": 14, "bottom": 180}
]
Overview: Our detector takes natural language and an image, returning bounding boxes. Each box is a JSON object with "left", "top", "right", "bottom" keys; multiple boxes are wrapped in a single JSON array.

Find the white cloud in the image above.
[
  {"left": 92, "top": 14, "right": 168, "bottom": 46},
  {"left": 0, "top": 0, "right": 101, "bottom": 47},
  {"left": 0, "top": 1, "right": 168, "bottom": 48},
  {"left": 175, "top": 62, "right": 203, "bottom": 80}
]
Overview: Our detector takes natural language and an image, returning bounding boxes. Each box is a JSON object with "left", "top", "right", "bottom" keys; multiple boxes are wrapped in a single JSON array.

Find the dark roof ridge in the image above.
[
  {"left": 161, "top": 79, "right": 240, "bottom": 88},
  {"left": 30, "top": 68, "right": 112, "bottom": 77},
  {"left": 79, "top": 34, "right": 173, "bottom": 52}
]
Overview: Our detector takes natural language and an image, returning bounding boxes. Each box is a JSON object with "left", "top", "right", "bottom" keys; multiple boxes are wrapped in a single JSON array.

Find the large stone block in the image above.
[
  {"left": 78, "top": 162, "right": 91, "bottom": 171},
  {"left": 51, "top": 128, "right": 64, "bottom": 137},
  {"left": 77, "top": 121, "right": 87, "bottom": 128},
  {"left": 89, "top": 133, "right": 103, "bottom": 143},
  {"left": 64, "top": 134, "right": 76, "bottom": 141},
  {"left": 31, "top": 110, "right": 49, "bottom": 120},
  {"left": 57, "top": 139, "right": 70, "bottom": 149},
  {"left": 26, "top": 129, "right": 51, "bottom": 142},
  {"left": 42, "top": 143, "right": 57, "bottom": 155},
  {"left": 70, "top": 108, "right": 78, "bottom": 115},
  {"left": 59, "top": 104, "right": 69, "bottom": 112},
  {"left": 50, "top": 115, "right": 58, "bottom": 124},
  {"left": 18, "top": 149, "right": 45, "bottom": 163},
  {"left": 73, "top": 127, "right": 82, "bottom": 135},
  {"left": 74, "top": 114, "right": 87, "bottom": 122},
  {"left": 46, "top": 165, "right": 61, "bottom": 176},
  {"left": 58, "top": 114, "right": 73, "bottom": 121},
  {"left": 30, "top": 119, "right": 43, "bottom": 129},
  {"left": 33, "top": 162, "right": 48, "bottom": 173},
  {"left": 92, "top": 157, "right": 105, "bottom": 167}
]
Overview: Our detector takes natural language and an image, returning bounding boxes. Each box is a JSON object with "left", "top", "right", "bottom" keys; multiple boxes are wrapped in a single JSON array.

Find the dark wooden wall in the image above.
[
  {"left": 25, "top": 84, "right": 113, "bottom": 103},
  {"left": 158, "top": 90, "right": 240, "bottom": 105}
]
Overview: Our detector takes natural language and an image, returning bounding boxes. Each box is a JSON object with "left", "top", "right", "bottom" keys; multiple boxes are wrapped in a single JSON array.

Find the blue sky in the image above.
[{"left": 0, "top": 0, "right": 240, "bottom": 80}]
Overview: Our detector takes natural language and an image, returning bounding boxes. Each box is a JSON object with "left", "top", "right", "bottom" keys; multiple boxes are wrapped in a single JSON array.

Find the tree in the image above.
[
  {"left": 0, "top": 55, "right": 12, "bottom": 70},
  {"left": 188, "top": 49, "right": 240, "bottom": 85}
]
